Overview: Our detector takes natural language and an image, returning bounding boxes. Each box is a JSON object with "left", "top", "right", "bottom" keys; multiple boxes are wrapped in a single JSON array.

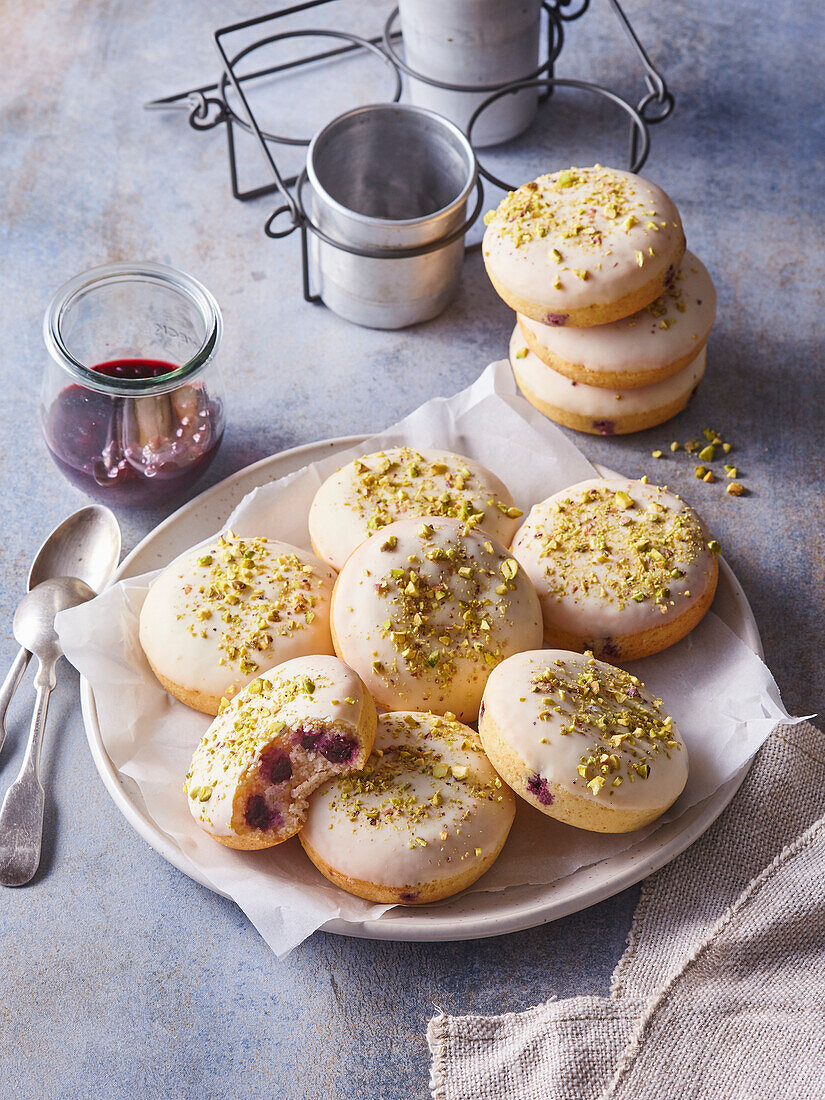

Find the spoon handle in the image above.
[
  {"left": 0, "top": 661, "right": 56, "bottom": 887},
  {"left": 0, "top": 647, "right": 32, "bottom": 758}
]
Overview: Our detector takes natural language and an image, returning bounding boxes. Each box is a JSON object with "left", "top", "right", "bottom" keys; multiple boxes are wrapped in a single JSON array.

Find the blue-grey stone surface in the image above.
[{"left": 0, "top": 1, "right": 821, "bottom": 1097}]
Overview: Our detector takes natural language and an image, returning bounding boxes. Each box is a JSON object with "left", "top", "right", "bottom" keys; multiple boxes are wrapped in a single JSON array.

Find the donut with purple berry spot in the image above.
[
  {"left": 509, "top": 326, "right": 706, "bottom": 436},
  {"left": 300, "top": 711, "right": 516, "bottom": 903},
  {"left": 478, "top": 649, "right": 688, "bottom": 833},
  {"left": 184, "top": 655, "right": 376, "bottom": 851},
  {"left": 510, "top": 477, "right": 718, "bottom": 661},
  {"left": 482, "top": 165, "right": 685, "bottom": 327}
]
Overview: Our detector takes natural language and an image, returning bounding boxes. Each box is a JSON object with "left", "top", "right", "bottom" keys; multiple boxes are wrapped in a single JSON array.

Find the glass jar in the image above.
[{"left": 41, "top": 261, "right": 226, "bottom": 507}]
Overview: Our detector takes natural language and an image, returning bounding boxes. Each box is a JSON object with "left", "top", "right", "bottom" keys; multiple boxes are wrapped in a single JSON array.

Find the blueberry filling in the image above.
[
  {"left": 261, "top": 748, "right": 292, "bottom": 784},
  {"left": 592, "top": 419, "right": 615, "bottom": 436},
  {"left": 245, "top": 794, "right": 281, "bottom": 831},
  {"left": 320, "top": 734, "right": 357, "bottom": 765},
  {"left": 399, "top": 891, "right": 419, "bottom": 902},
  {"left": 664, "top": 265, "right": 675, "bottom": 288},
  {"left": 295, "top": 725, "right": 322, "bottom": 751},
  {"left": 527, "top": 773, "right": 554, "bottom": 806},
  {"left": 545, "top": 312, "right": 568, "bottom": 327},
  {"left": 601, "top": 637, "right": 618, "bottom": 658}
]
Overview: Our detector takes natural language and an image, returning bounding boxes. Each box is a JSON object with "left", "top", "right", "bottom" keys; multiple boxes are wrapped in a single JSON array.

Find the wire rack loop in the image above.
[
  {"left": 217, "top": 28, "right": 402, "bottom": 148},
  {"left": 186, "top": 93, "right": 229, "bottom": 131},
  {"left": 467, "top": 77, "right": 651, "bottom": 192}
]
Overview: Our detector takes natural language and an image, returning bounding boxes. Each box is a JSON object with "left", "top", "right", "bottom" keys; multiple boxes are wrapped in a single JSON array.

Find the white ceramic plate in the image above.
[{"left": 80, "top": 436, "right": 761, "bottom": 942}]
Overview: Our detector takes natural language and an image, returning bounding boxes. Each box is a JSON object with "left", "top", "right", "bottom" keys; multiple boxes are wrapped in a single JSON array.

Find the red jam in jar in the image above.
[{"left": 42, "top": 264, "right": 226, "bottom": 508}]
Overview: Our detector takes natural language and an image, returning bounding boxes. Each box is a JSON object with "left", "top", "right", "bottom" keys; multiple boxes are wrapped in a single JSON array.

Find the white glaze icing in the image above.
[
  {"left": 510, "top": 478, "right": 716, "bottom": 642},
  {"left": 510, "top": 327, "right": 706, "bottom": 421},
  {"left": 301, "top": 711, "right": 515, "bottom": 891},
  {"left": 482, "top": 165, "right": 683, "bottom": 313},
  {"left": 480, "top": 649, "right": 687, "bottom": 813},
  {"left": 517, "top": 251, "right": 716, "bottom": 373},
  {"left": 332, "top": 516, "right": 543, "bottom": 720},
  {"left": 184, "top": 654, "right": 373, "bottom": 838},
  {"left": 139, "top": 535, "right": 336, "bottom": 704},
  {"left": 309, "top": 446, "right": 520, "bottom": 571}
]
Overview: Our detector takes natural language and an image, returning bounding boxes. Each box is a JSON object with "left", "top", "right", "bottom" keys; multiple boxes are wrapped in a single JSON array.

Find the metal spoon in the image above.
[
  {"left": 0, "top": 577, "right": 98, "bottom": 886},
  {"left": 0, "top": 506, "right": 121, "bottom": 757}
]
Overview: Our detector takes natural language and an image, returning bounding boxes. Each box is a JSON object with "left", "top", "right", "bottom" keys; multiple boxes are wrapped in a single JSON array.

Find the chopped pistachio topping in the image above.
[
  {"left": 320, "top": 714, "right": 500, "bottom": 830},
  {"left": 527, "top": 483, "right": 707, "bottom": 611},
  {"left": 372, "top": 525, "right": 524, "bottom": 684},
  {"left": 485, "top": 166, "right": 657, "bottom": 251},
  {"left": 531, "top": 655, "right": 681, "bottom": 796},
  {"left": 344, "top": 447, "right": 512, "bottom": 538},
  {"left": 177, "top": 535, "right": 327, "bottom": 679}
]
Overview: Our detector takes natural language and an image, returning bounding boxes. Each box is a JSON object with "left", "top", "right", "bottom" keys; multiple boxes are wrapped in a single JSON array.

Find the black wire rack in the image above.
[{"left": 147, "top": 0, "right": 674, "bottom": 306}]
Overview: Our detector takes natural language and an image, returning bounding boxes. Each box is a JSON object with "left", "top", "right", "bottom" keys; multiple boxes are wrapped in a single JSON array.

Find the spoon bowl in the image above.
[
  {"left": 13, "top": 577, "right": 98, "bottom": 663},
  {"left": 28, "top": 506, "right": 121, "bottom": 592}
]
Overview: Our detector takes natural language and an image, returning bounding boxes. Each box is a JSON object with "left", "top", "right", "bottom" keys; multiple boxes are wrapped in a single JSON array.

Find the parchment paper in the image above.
[{"left": 56, "top": 362, "right": 802, "bottom": 956}]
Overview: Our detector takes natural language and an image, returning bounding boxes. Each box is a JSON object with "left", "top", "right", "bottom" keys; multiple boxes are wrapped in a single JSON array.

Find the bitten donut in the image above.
[
  {"left": 482, "top": 165, "right": 685, "bottom": 327},
  {"left": 510, "top": 326, "right": 706, "bottom": 436},
  {"left": 331, "top": 517, "right": 543, "bottom": 722},
  {"left": 140, "top": 533, "right": 337, "bottom": 715},
  {"left": 184, "top": 655, "right": 377, "bottom": 850},
  {"left": 309, "top": 446, "right": 521, "bottom": 571},
  {"left": 511, "top": 477, "right": 718, "bottom": 660},
  {"left": 300, "top": 711, "right": 516, "bottom": 903},
  {"left": 479, "top": 650, "right": 688, "bottom": 833},
  {"left": 517, "top": 251, "right": 716, "bottom": 389}
]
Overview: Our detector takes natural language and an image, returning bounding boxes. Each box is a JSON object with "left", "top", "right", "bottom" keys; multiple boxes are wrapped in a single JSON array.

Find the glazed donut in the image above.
[
  {"left": 139, "top": 534, "right": 336, "bottom": 715},
  {"left": 479, "top": 649, "right": 688, "bottom": 833},
  {"left": 309, "top": 446, "right": 521, "bottom": 571},
  {"left": 482, "top": 165, "right": 685, "bottom": 327},
  {"left": 517, "top": 251, "right": 716, "bottom": 389},
  {"left": 510, "top": 326, "right": 706, "bottom": 436},
  {"left": 184, "top": 654, "right": 377, "bottom": 850},
  {"left": 331, "top": 516, "right": 543, "bottom": 722},
  {"left": 510, "top": 477, "right": 718, "bottom": 661},
  {"left": 300, "top": 711, "right": 516, "bottom": 903}
]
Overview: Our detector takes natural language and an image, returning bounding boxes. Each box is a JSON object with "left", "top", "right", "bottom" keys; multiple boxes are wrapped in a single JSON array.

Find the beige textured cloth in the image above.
[{"left": 428, "top": 722, "right": 825, "bottom": 1100}]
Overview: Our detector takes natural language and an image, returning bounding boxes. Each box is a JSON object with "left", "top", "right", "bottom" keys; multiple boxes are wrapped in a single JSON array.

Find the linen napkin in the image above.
[{"left": 427, "top": 719, "right": 825, "bottom": 1099}]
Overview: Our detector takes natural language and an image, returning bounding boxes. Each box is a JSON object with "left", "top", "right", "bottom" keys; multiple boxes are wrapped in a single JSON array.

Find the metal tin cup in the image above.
[
  {"left": 398, "top": 0, "right": 542, "bottom": 147},
  {"left": 305, "top": 104, "right": 477, "bottom": 330}
]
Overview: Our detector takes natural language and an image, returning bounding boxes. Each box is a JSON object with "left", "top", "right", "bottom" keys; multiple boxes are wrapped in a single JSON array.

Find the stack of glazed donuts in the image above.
[
  {"left": 139, "top": 444, "right": 720, "bottom": 905},
  {"left": 482, "top": 165, "right": 717, "bottom": 435}
]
